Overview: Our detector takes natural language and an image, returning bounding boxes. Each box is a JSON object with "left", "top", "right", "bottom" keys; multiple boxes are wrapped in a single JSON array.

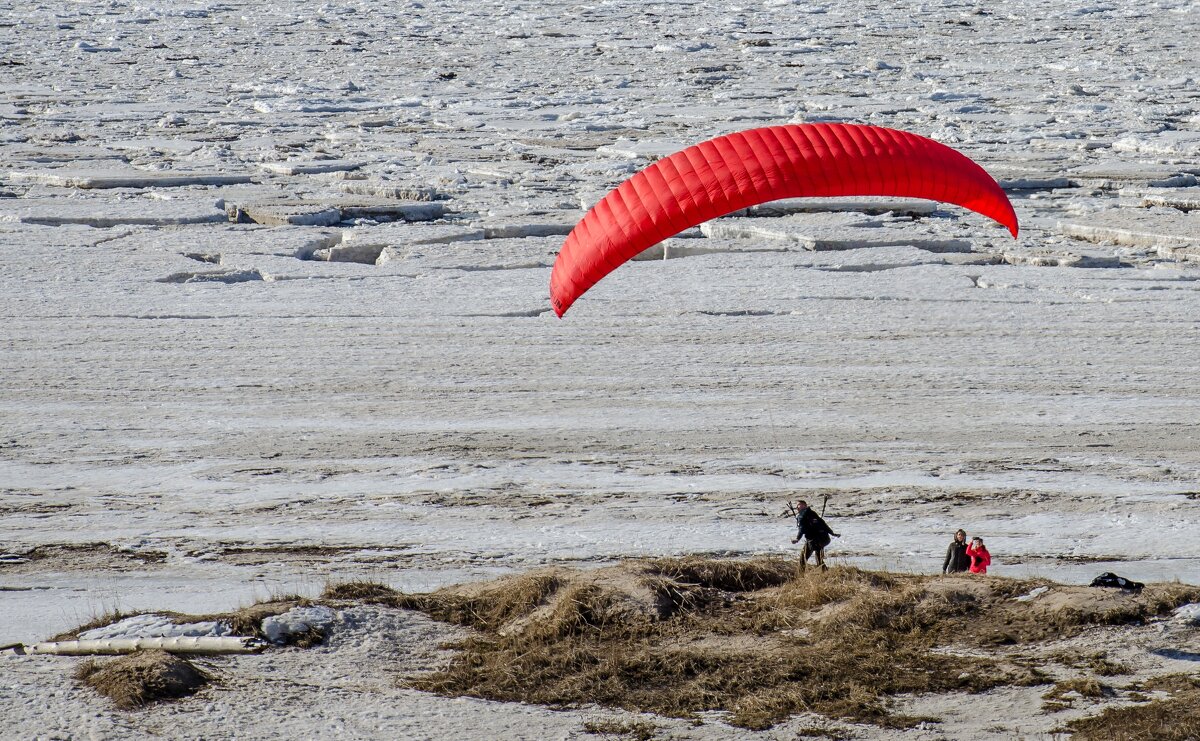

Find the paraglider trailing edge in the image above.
[{"left": 550, "top": 123, "right": 1018, "bottom": 317}]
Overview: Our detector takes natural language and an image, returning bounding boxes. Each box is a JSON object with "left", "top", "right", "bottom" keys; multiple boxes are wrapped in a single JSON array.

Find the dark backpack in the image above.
[
  {"left": 1089, "top": 572, "right": 1144, "bottom": 591},
  {"left": 798, "top": 509, "right": 831, "bottom": 543}
]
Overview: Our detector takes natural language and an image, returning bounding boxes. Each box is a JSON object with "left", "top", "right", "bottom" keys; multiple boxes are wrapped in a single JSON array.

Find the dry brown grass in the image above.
[
  {"left": 49, "top": 560, "right": 1199, "bottom": 733},
  {"left": 581, "top": 718, "right": 660, "bottom": 740},
  {"left": 647, "top": 556, "right": 799, "bottom": 592},
  {"left": 1042, "top": 677, "right": 1112, "bottom": 711},
  {"left": 399, "top": 571, "right": 565, "bottom": 631},
  {"left": 232, "top": 598, "right": 305, "bottom": 637},
  {"left": 1048, "top": 650, "right": 1130, "bottom": 677},
  {"left": 75, "top": 650, "right": 209, "bottom": 709},
  {"left": 792, "top": 726, "right": 852, "bottom": 741},
  {"left": 396, "top": 558, "right": 1199, "bottom": 731},
  {"left": 1064, "top": 674, "right": 1200, "bottom": 740},
  {"left": 322, "top": 581, "right": 403, "bottom": 604}
]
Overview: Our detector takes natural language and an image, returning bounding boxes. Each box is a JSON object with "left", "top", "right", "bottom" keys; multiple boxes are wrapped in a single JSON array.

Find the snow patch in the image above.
[
  {"left": 262, "top": 606, "right": 337, "bottom": 645},
  {"left": 1013, "top": 586, "right": 1050, "bottom": 602},
  {"left": 79, "top": 614, "right": 231, "bottom": 641},
  {"left": 1172, "top": 603, "right": 1200, "bottom": 626}
]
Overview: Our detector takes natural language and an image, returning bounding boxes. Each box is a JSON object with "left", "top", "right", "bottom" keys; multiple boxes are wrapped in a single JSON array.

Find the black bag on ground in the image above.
[{"left": 1089, "top": 572, "right": 1144, "bottom": 591}]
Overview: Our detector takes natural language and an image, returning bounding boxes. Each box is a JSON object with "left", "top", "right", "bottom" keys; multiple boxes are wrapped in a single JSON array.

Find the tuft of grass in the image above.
[
  {"left": 777, "top": 567, "right": 899, "bottom": 611},
  {"left": 793, "top": 725, "right": 852, "bottom": 740},
  {"left": 322, "top": 581, "right": 402, "bottom": 605},
  {"left": 581, "top": 718, "right": 659, "bottom": 740},
  {"left": 1042, "top": 678, "right": 1111, "bottom": 710},
  {"left": 198, "top": 597, "right": 309, "bottom": 640},
  {"left": 1088, "top": 658, "right": 1131, "bottom": 677},
  {"left": 76, "top": 650, "right": 209, "bottom": 709},
  {"left": 646, "top": 556, "right": 798, "bottom": 592},
  {"left": 404, "top": 571, "right": 564, "bottom": 631},
  {"left": 1048, "top": 650, "right": 1130, "bottom": 677},
  {"left": 1064, "top": 675, "right": 1200, "bottom": 740},
  {"left": 1142, "top": 674, "right": 1200, "bottom": 693}
]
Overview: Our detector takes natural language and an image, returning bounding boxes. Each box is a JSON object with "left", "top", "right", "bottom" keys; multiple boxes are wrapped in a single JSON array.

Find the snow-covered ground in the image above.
[{"left": 3, "top": 0, "right": 1200, "bottom": 737}]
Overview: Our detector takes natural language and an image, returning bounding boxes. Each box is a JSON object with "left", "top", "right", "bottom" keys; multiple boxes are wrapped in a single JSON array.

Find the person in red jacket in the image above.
[{"left": 966, "top": 537, "right": 991, "bottom": 574}]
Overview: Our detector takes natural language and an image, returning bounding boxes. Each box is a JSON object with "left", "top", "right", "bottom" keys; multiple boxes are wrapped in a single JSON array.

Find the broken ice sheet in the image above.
[
  {"left": 0, "top": 199, "right": 227, "bottom": 227},
  {"left": 1112, "top": 131, "right": 1200, "bottom": 158},
  {"left": 6, "top": 169, "right": 255, "bottom": 189},
  {"left": 700, "top": 212, "right": 979, "bottom": 252},
  {"left": 259, "top": 160, "right": 367, "bottom": 176},
  {"left": 339, "top": 223, "right": 486, "bottom": 251},
  {"left": 1069, "top": 162, "right": 1200, "bottom": 189},
  {"left": 1057, "top": 208, "right": 1200, "bottom": 250},
  {"left": 379, "top": 236, "right": 560, "bottom": 272},
  {"left": 1136, "top": 188, "right": 1200, "bottom": 212},
  {"left": 157, "top": 268, "right": 270, "bottom": 284}
]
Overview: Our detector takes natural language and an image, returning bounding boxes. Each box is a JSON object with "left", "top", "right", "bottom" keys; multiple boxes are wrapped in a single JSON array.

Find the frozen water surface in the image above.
[{"left": 2, "top": 1, "right": 1200, "bottom": 737}]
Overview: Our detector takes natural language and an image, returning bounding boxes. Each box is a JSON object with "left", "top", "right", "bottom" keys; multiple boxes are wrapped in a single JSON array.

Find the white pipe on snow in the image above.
[{"left": 8, "top": 636, "right": 267, "bottom": 656}]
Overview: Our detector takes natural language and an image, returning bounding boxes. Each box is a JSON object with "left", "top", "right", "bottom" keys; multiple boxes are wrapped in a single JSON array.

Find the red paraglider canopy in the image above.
[{"left": 550, "top": 123, "right": 1018, "bottom": 317}]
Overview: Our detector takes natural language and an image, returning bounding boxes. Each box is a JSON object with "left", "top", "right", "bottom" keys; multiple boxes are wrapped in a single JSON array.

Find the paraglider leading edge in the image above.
[{"left": 550, "top": 123, "right": 1019, "bottom": 317}]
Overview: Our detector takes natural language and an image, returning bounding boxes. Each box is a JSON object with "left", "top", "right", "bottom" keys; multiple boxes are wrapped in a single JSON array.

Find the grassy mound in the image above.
[
  {"left": 53, "top": 559, "right": 1198, "bottom": 730},
  {"left": 75, "top": 650, "right": 209, "bottom": 709},
  {"left": 398, "top": 558, "right": 1199, "bottom": 730}
]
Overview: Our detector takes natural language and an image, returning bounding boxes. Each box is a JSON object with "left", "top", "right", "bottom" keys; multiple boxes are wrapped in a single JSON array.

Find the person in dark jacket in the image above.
[
  {"left": 942, "top": 529, "right": 970, "bottom": 574},
  {"left": 790, "top": 499, "right": 839, "bottom": 571}
]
